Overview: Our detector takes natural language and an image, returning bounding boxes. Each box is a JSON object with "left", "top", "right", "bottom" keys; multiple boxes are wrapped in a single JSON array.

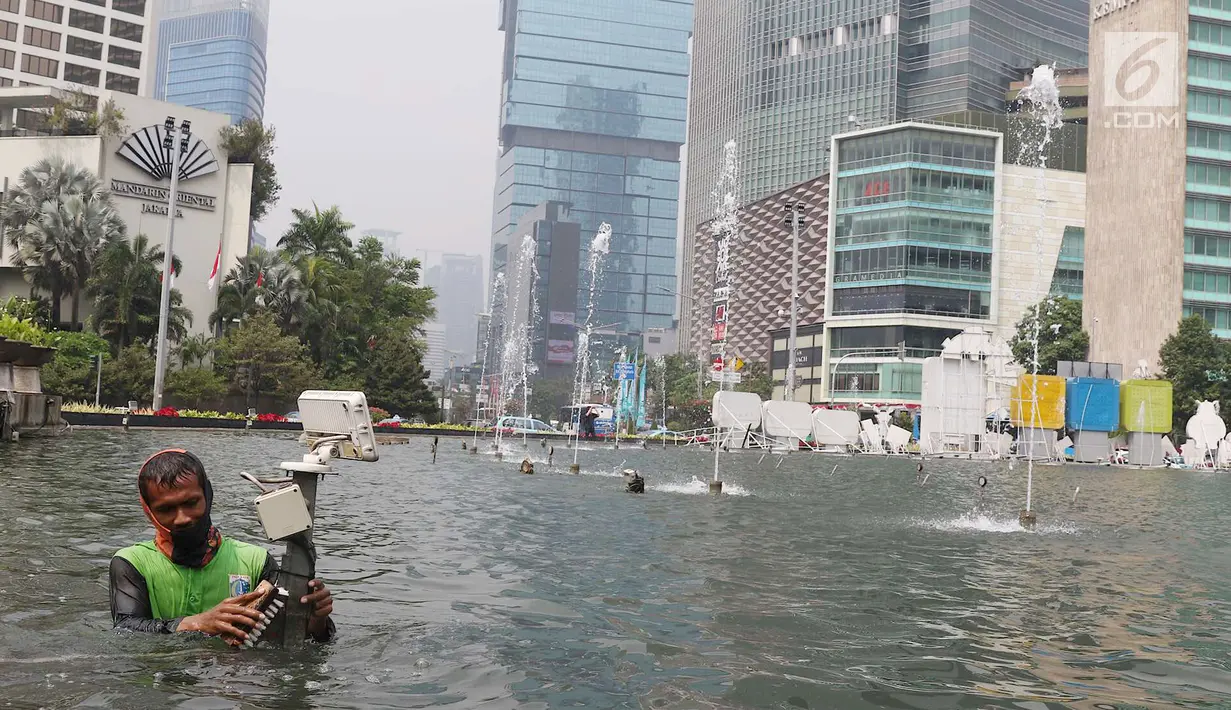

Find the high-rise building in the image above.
[
  {"left": 1085, "top": 0, "right": 1231, "bottom": 371},
  {"left": 491, "top": 0, "right": 694, "bottom": 345},
  {"left": 424, "top": 253, "right": 485, "bottom": 365},
  {"left": 148, "top": 0, "right": 268, "bottom": 124},
  {"left": 680, "top": 0, "right": 1090, "bottom": 348},
  {"left": 816, "top": 121, "right": 1086, "bottom": 406},
  {"left": 0, "top": 0, "right": 154, "bottom": 97}
]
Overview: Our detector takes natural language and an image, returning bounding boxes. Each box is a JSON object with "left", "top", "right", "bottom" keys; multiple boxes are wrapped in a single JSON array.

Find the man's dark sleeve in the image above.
[
  {"left": 259, "top": 552, "right": 336, "bottom": 643},
  {"left": 109, "top": 557, "right": 182, "bottom": 634}
]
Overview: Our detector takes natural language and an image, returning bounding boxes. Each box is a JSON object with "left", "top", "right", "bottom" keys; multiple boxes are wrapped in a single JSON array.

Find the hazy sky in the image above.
[{"left": 258, "top": 0, "right": 503, "bottom": 272}]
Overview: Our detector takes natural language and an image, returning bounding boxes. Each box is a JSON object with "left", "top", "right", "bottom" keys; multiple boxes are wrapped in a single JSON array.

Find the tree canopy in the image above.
[{"left": 1009, "top": 296, "right": 1090, "bottom": 375}]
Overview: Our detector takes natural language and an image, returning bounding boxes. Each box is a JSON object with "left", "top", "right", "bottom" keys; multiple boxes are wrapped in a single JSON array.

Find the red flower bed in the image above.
[
  {"left": 256, "top": 413, "right": 287, "bottom": 423},
  {"left": 375, "top": 421, "right": 402, "bottom": 429},
  {"left": 154, "top": 407, "right": 179, "bottom": 418}
]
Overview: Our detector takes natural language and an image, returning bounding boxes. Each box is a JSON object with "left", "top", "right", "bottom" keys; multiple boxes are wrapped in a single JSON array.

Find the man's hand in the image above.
[
  {"left": 176, "top": 589, "right": 265, "bottom": 646},
  {"left": 302, "top": 579, "right": 333, "bottom": 640}
]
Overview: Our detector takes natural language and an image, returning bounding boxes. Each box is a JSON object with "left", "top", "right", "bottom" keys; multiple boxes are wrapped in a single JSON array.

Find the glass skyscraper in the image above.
[
  {"left": 491, "top": 0, "right": 693, "bottom": 349},
  {"left": 681, "top": 0, "right": 1089, "bottom": 348},
  {"left": 151, "top": 0, "right": 269, "bottom": 124}
]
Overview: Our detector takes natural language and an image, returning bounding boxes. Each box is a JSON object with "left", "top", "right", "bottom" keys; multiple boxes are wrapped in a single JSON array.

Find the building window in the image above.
[
  {"left": 26, "top": 0, "right": 63, "bottom": 23},
  {"left": 67, "top": 9, "right": 104, "bottom": 33},
  {"left": 0, "top": 19, "right": 14, "bottom": 41},
  {"left": 109, "top": 18, "right": 142, "bottom": 42},
  {"left": 78, "top": 0, "right": 104, "bottom": 4},
  {"left": 66, "top": 34, "right": 101, "bottom": 59},
  {"left": 23, "top": 25, "right": 61, "bottom": 51},
  {"left": 20, "top": 52, "right": 59, "bottom": 78},
  {"left": 105, "top": 71, "right": 138, "bottom": 94},
  {"left": 63, "top": 61, "right": 98, "bottom": 87},
  {"left": 107, "top": 45, "right": 139, "bottom": 68},
  {"left": 0, "top": 77, "right": 11, "bottom": 87},
  {"left": 0, "top": 47, "right": 13, "bottom": 69},
  {"left": 112, "top": 0, "right": 146, "bottom": 17},
  {"left": 0, "top": 0, "right": 16, "bottom": 14}
]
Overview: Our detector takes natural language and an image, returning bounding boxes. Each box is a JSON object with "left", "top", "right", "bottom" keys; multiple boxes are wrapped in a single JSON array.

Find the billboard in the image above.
[{"left": 547, "top": 339, "right": 575, "bottom": 364}]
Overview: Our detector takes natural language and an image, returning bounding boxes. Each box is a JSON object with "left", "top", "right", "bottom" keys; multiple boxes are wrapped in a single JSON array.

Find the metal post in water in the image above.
[
  {"left": 94, "top": 353, "right": 103, "bottom": 407},
  {"left": 784, "top": 203, "right": 803, "bottom": 401}
]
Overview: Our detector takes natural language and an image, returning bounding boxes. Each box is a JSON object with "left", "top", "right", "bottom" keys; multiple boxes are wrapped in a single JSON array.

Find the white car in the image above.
[{"left": 494, "top": 416, "right": 560, "bottom": 434}]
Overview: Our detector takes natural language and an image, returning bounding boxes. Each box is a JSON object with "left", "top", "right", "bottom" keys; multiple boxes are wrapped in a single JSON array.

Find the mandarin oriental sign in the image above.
[{"left": 110, "top": 178, "right": 217, "bottom": 212}]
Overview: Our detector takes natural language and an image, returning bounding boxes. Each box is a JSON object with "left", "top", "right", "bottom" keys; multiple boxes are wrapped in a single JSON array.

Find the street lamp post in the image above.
[
  {"left": 152, "top": 117, "right": 191, "bottom": 411},
  {"left": 782, "top": 203, "right": 807, "bottom": 401}
]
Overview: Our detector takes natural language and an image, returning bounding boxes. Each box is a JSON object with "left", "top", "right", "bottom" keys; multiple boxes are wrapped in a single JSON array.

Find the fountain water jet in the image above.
[
  {"left": 570, "top": 223, "right": 611, "bottom": 472},
  {"left": 1015, "top": 64, "right": 1064, "bottom": 529},
  {"left": 494, "top": 235, "right": 540, "bottom": 456},
  {"left": 708, "top": 139, "right": 741, "bottom": 495},
  {"left": 472, "top": 272, "right": 507, "bottom": 454}
]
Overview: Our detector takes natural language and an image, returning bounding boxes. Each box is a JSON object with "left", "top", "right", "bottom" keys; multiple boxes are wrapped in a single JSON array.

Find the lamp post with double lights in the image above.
[{"left": 152, "top": 117, "right": 192, "bottom": 411}]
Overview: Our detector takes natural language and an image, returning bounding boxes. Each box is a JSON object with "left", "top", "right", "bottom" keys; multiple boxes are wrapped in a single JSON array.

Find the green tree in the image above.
[
  {"left": 39, "top": 330, "right": 110, "bottom": 401},
  {"left": 216, "top": 311, "right": 318, "bottom": 409},
  {"left": 41, "top": 89, "right": 127, "bottom": 138},
  {"left": 529, "top": 375, "right": 574, "bottom": 422},
  {"left": 2, "top": 158, "right": 125, "bottom": 327},
  {"left": 363, "top": 331, "right": 439, "bottom": 420},
  {"left": 1009, "top": 296, "right": 1090, "bottom": 375},
  {"left": 167, "top": 367, "right": 228, "bottom": 409},
  {"left": 101, "top": 344, "right": 156, "bottom": 406},
  {"left": 220, "top": 119, "right": 281, "bottom": 223},
  {"left": 277, "top": 204, "right": 355, "bottom": 265},
  {"left": 88, "top": 234, "right": 189, "bottom": 352},
  {"left": 1159, "top": 314, "right": 1231, "bottom": 435},
  {"left": 735, "top": 361, "right": 774, "bottom": 401}
]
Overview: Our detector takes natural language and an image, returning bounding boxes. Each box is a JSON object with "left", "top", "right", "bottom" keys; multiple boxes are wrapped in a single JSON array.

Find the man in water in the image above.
[{"left": 109, "top": 449, "right": 335, "bottom": 645}]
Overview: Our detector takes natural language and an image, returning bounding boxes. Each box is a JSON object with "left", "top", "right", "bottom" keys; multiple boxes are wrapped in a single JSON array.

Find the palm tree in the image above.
[
  {"left": 298, "top": 254, "right": 340, "bottom": 363},
  {"left": 176, "top": 333, "right": 216, "bottom": 368},
  {"left": 209, "top": 247, "right": 280, "bottom": 333},
  {"left": 88, "top": 234, "right": 189, "bottom": 351},
  {"left": 278, "top": 203, "right": 354, "bottom": 264},
  {"left": 2, "top": 157, "right": 124, "bottom": 327},
  {"left": 262, "top": 259, "right": 307, "bottom": 333}
]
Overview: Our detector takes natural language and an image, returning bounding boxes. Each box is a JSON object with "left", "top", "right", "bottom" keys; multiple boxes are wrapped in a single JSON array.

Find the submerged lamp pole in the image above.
[{"left": 151, "top": 117, "right": 190, "bottom": 411}]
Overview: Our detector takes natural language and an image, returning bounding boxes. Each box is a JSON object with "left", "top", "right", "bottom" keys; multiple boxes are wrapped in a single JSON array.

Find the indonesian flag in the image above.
[
  {"left": 207, "top": 244, "right": 221, "bottom": 291},
  {"left": 158, "top": 266, "right": 176, "bottom": 288},
  {"left": 255, "top": 270, "right": 265, "bottom": 288}
]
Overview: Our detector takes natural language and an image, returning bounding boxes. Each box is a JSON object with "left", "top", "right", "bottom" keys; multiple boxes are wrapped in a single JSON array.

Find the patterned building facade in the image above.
[{"left": 687, "top": 175, "right": 830, "bottom": 366}]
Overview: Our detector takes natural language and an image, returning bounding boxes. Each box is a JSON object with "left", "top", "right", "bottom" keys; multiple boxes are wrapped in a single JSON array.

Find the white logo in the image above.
[
  {"left": 117, "top": 125, "right": 220, "bottom": 182},
  {"left": 1104, "top": 32, "right": 1179, "bottom": 108}
]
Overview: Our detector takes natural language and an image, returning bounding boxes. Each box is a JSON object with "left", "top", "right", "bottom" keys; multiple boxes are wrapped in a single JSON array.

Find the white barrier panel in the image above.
[
  {"left": 885, "top": 425, "right": 911, "bottom": 453},
  {"left": 712, "top": 391, "right": 763, "bottom": 430},
  {"left": 812, "top": 409, "right": 861, "bottom": 446},
  {"left": 762, "top": 401, "right": 813, "bottom": 440}
]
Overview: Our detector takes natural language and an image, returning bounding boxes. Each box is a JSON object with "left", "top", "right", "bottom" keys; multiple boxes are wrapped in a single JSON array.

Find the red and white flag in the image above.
[
  {"left": 255, "top": 270, "right": 265, "bottom": 288},
  {"left": 207, "top": 243, "right": 222, "bottom": 291}
]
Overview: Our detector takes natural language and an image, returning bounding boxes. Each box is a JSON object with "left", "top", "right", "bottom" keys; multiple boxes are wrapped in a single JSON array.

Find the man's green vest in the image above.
[{"left": 114, "top": 538, "right": 268, "bottom": 620}]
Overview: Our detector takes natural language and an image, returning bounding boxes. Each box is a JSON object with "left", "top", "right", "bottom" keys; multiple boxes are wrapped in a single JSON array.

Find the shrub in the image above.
[
  {"left": 0, "top": 314, "right": 50, "bottom": 346},
  {"left": 256, "top": 413, "right": 287, "bottom": 423},
  {"left": 154, "top": 406, "right": 179, "bottom": 417},
  {"left": 369, "top": 406, "right": 390, "bottom": 423}
]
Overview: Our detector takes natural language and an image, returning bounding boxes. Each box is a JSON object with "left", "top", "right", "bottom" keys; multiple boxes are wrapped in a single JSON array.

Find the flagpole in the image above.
[{"left": 152, "top": 117, "right": 188, "bottom": 411}]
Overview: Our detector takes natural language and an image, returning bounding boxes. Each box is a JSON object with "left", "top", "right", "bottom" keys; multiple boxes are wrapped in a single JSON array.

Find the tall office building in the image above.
[
  {"left": 1086, "top": 0, "right": 1231, "bottom": 370},
  {"left": 680, "top": 0, "right": 1090, "bottom": 347},
  {"left": 491, "top": 0, "right": 694, "bottom": 358},
  {"left": 149, "top": 0, "right": 268, "bottom": 124},
  {"left": 424, "top": 253, "right": 485, "bottom": 365},
  {"left": 0, "top": 0, "right": 153, "bottom": 96}
]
